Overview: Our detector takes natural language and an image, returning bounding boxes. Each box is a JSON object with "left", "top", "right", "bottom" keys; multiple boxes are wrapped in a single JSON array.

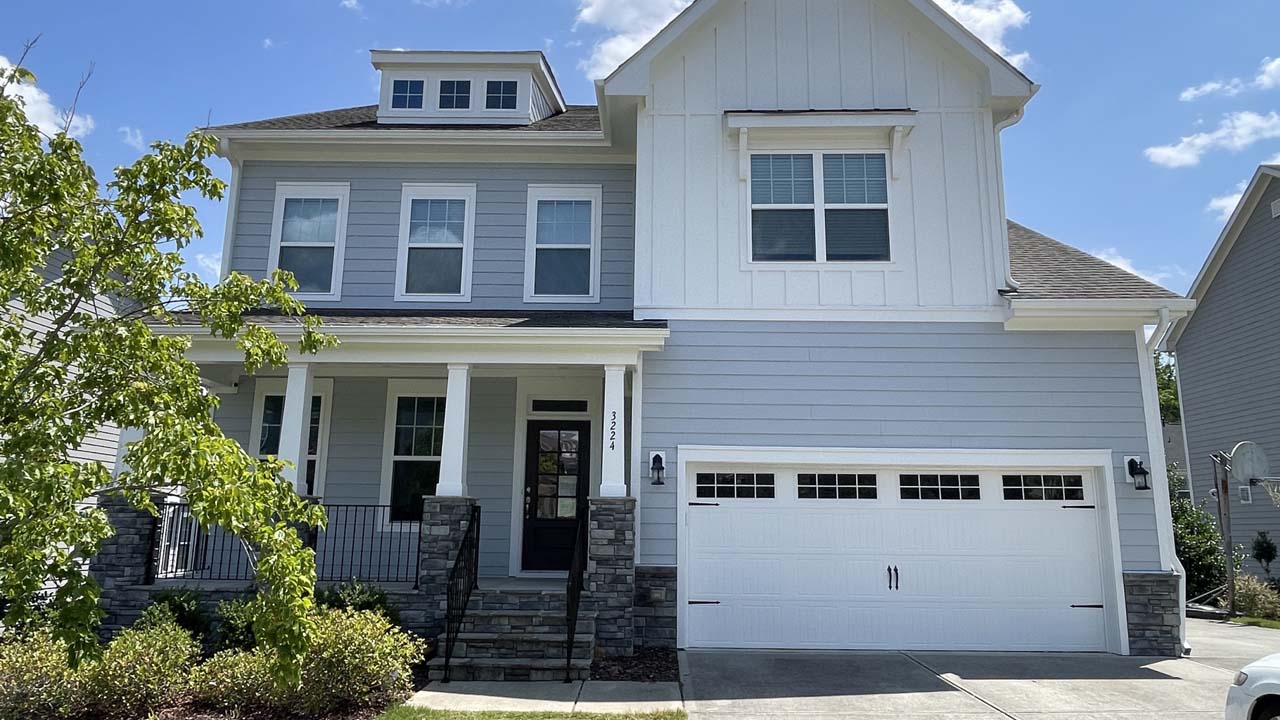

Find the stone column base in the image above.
[
  {"left": 418, "top": 496, "right": 480, "bottom": 638},
  {"left": 1124, "top": 571, "right": 1182, "bottom": 657},
  {"left": 587, "top": 497, "right": 636, "bottom": 657}
]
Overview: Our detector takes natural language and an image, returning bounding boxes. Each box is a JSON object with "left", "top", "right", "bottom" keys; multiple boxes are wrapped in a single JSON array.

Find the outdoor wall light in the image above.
[
  {"left": 650, "top": 452, "right": 666, "bottom": 486},
  {"left": 1128, "top": 458, "right": 1152, "bottom": 491}
]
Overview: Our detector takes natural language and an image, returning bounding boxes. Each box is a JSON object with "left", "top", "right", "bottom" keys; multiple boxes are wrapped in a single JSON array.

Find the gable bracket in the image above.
[{"left": 891, "top": 125, "right": 914, "bottom": 180}]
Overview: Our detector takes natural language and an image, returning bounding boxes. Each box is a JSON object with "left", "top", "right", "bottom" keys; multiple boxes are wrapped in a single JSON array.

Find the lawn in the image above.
[
  {"left": 1234, "top": 616, "right": 1280, "bottom": 631},
  {"left": 380, "top": 710, "right": 686, "bottom": 720}
]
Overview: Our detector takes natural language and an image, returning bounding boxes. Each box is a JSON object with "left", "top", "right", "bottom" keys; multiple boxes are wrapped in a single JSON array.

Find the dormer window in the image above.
[
  {"left": 486, "top": 81, "right": 518, "bottom": 110},
  {"left": 439, "top": 80, "right": 471, "bottom": 110},
  {"left": 391, "top": 80, "right": 424, "bottom": 109}
]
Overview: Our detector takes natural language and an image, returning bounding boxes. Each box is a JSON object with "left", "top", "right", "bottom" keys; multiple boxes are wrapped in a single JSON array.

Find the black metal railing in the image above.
[
  {"left": 441, "top": 504, "right": 481, "bottom": 684},
  {"left": 148, "top": 502, "right": 423, "bottom": 585},
  {"left": 563, "top": 504, "right": 589, "bottom": 683}
]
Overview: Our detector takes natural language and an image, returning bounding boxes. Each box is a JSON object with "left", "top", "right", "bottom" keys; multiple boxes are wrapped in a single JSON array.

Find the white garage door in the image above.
[{"left": 685, "top": 466, "right": 1109, "bottom": 652}]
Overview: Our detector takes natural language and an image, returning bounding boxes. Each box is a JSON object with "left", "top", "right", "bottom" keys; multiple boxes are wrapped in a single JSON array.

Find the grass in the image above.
[
  {"left": 379, "top": 710, "right": 686, "bottom": 720},
  {"left": 1234, "top": 616, "right": 1280, "bottom": 630}
]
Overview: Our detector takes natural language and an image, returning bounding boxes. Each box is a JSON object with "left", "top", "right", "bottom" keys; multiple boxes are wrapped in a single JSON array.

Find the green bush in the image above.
[
  {"left": 1171, "top": 467, "right": 1238, "bottom": 598},
  {"left": 316, "top": 579, "right": 399, "bottom": 623},
  {"left": 295, "top": 609, "right": 426, "bottom": 714},
  {"left": 0, "top": 629, "right": 79, "bottom": 720},
  {"left": 1254, "top": 532, "right": 1278, "bottom": 577},
  {"left": 213, "top": 597, "right": 258, "bottom": 651},
  {"left": 141, "top": 588, "right": 211, "bottom": 639},
  {"left": 1234, "top": 574, "right": 1280, "bottom": 619},
  {"left": 77, "top": 615, "right": 200, "bottom": 720},
  {"left": 189, "top": 649, "right": 282, "bottom": 713}
]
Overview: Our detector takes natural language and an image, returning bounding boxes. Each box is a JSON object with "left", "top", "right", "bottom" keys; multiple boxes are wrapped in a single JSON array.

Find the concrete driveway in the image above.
[{"left": 681, "top": 619, "right": 1280, "bottom": 719}]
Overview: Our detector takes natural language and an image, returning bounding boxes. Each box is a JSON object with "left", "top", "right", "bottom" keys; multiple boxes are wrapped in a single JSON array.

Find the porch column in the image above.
[
  {"left": 600, "top": 365, "right": 627, "bottom": 498},
  {"left": 436, "top": 364, "right": 470, "bottom": 497},
  {"left": 277, "top": 363, "right": 313, "bottom": 494}
]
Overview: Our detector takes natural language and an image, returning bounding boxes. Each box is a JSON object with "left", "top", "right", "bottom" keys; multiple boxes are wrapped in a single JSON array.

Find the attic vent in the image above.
[{"left": 1272, "top": 198, "right": 1280, "bottom": 219}]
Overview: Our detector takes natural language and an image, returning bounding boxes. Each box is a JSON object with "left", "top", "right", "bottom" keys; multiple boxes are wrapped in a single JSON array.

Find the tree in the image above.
[
  {"left": 1155, "top": 352, "right": 1181, "bottom": 425},
  {"left": 1253, "top": 532, "right": 1277, "bottom": 578},
  {"left": 0, "top": 45, "right": 335, "bottom": 682},
  {"left": 1170, "top": 466, "right": 1236, "bottom": 598}
]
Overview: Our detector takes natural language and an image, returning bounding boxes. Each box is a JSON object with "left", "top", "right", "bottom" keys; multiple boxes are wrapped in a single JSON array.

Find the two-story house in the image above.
[{"left": 93, "top": 0, "right": 1195, "bottom": 679}]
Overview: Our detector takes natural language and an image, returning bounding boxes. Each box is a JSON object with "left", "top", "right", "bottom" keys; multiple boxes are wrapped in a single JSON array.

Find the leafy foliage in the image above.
[
  {"left": 0, "top": 629, "right": 78, "bottom": 720},
  {"left": 189, "top": 648, "right": 283, "bottom": 714},
  {"left": 1254, "top": 532, "right": 1278, "bottom": 578},
  {"left": 213, "top": 596, "right": 259, "bottom": 652},
  {"left": 138, "top": 588, "right": 211, "bottom": 639},
  {"left": 1170, "top": 467, "right": 1236, "bottom": 598},
  {"left": 316, "top": 579, "right": 399, "bottom": 623},
  {"left": 1155, "top": 352, "right": 1180, "bottom": 425},
  {"left": 0, "top": 48, "right": 335, "bottom": 681},
  {"left": 76, "top": 615, "right": 199, "bottom": 720},
  {"left": 1234, "top": 574, "right": 1280, "bottom": 619}
]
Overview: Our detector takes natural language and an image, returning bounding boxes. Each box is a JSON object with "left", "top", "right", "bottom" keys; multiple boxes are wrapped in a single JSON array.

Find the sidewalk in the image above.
[{"left": 407, "top": 681, "right": 685, "bottom": 714}]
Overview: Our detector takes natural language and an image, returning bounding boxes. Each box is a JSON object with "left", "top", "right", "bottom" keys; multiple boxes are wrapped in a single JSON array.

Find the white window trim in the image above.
[
  {"left": 435, "top": 78, "right": 476, "bottom": 113},
  {"left": 249, "top": 378, "right": 334, "bottom": 499},
  {"left": 1240, "top": 485, "right": 1254, "bottom": 505},
  {"left": 267, "top": 182, "right": 350, "bottom": 301},
  {"left": 395, "top": 183, "right": 477, "bottom": 302},
  {"left": 379, "top": 378, "right": 448, "bottom": 528},
  {"left": 747, "top": 149, "right": 893, "bottom": 267},
  {"left": 523, "top": 184, "right": 603, "bottom": 304}
]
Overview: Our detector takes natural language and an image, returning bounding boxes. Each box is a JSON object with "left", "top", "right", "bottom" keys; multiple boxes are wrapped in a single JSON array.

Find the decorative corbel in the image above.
[
  {"left": 738, "top": 127, "right": 750, "bottom": 183},
  {"left": 891, "top": 125, "right": 913, "bottom": 180}
]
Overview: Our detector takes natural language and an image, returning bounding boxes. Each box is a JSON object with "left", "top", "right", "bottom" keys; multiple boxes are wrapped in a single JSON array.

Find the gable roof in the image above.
[
  {"left": 208, "top": 104, "right": 601, "bottom": 135},
  {"left": 1006, "top": 221, "right": 1181, "bottom": 301}
]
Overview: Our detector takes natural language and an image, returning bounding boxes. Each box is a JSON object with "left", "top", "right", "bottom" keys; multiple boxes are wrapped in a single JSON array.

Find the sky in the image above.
[{"left": 4, "top": 0, "right": 1280, "bottom": 294}]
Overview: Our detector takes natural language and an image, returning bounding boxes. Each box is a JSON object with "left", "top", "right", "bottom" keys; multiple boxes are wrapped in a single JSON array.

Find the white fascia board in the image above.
[
  {"left": 726, "top": 112, "right": 918, "bottom": 130},
  {"left": 182, "top": 338, "right": 663, "bottom": 366},
  {"left": 602, "top": 0, "right": 719, "bottom": 96},
  {"left": 1004, "top": 298, "right": 1195, "bottom": 332},
  {"left": 211, "top": 129, "right": 607, "bottom": 146},
  {"left": 155, "top": 324, "right": 669, "bottom": 344}
]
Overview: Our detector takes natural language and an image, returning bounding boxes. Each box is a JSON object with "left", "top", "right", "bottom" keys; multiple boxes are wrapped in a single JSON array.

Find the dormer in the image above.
[{"left": 372, "top": 50, "right": 567, "bottom": 126}]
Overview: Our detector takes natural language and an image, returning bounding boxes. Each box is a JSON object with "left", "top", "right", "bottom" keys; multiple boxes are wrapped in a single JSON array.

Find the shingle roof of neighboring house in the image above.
[
  {"left": 1007, "top": 220, "right": 1181, "bottom": 301},
  {"left": 169, "top": 310, "right": 665, "bottom": 330},
  {"left": 208, "top": 104, "right": 602, "bottom": 133}
]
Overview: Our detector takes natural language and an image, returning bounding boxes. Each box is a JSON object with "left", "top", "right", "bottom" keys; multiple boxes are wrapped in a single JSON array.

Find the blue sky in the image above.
[{"left": 4, "top": 0, "right": 1279, "bottom": 294}]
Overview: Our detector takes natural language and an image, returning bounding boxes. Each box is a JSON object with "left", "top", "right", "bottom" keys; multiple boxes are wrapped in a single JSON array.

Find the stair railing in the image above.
[
  {"left": 441, "top": 504, "right": 481, "bottom": 683},
  {"left": 564, "top": 503, "right": 589, "bottom": 682}
]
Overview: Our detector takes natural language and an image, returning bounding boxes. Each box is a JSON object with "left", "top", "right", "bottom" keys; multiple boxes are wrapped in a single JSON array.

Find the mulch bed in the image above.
[{"left": 590, "top": 647, "right": 680, "bottom": 682}]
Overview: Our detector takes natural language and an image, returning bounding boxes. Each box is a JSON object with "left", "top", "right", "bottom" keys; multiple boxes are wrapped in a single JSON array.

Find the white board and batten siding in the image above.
[{"left": 632, "top": 0, "right": 1007, "bottom": 314}]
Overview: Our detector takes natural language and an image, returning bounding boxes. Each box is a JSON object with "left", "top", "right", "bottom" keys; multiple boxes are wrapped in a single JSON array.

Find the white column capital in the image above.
[{"left": 447, "top": 363, "right": 472, "bottom": 372}]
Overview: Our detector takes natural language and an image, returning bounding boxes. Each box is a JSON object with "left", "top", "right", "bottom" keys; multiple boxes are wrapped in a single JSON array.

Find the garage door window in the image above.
[
  {"left": 798, "top": 473, "right": 877, "bottom": 500},
  {"left": 695, "top": 473, "right": 775, "bottom": 499},
  {"left": 1002, "top": 474, "right": 1084, "bottom": 501},
  {"left": 899, "top": 474, "right": 979, "bottom": 500}
]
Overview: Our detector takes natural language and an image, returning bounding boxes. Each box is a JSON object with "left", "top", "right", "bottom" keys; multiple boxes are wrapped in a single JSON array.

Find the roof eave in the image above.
[
  {"left": 1005, "top": 298, "right": 1196, "bottom": 332},
  {"left": 210, "top": 128, "right": 611, "bottom": 153}
]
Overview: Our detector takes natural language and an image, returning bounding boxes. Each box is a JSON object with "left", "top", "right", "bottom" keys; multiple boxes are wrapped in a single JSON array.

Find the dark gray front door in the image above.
[{"left": 522, "top": 420, "right": 590, "bottom": 571}]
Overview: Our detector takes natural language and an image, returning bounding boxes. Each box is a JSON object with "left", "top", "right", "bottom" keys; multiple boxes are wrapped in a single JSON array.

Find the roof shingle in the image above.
[
  {"left": 209, "top": 104, "right": 601, "bottom": 133},
  {"left": 1006, "top": 220, "right": 1180, "bottom": 301}
]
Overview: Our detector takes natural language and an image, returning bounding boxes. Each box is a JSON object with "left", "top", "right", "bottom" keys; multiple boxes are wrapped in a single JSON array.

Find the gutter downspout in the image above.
[{"left": 993, "top": 108, "right": 1025, "bottom": 291}]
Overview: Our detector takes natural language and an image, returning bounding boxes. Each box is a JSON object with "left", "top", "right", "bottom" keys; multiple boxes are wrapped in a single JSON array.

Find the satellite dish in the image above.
[{"left": 1230, "top": 441, "right": 1271, "bottom": 486}]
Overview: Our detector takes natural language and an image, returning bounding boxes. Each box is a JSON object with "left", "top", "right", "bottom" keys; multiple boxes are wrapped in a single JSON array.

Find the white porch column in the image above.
[
  {"left": 437, "top": 364, "right": 471, "bottom": 497},
  {"left": 278, "top": 363, "right": 314, "bottom": 495},
  {"left": 600, "top": 365, "right": 628, "bottom": 498}
]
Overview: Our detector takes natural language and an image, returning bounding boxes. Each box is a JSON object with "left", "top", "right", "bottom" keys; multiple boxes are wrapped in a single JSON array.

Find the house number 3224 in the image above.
[{"left": 609, "top": 411, "right": 617, "bottom": 450}]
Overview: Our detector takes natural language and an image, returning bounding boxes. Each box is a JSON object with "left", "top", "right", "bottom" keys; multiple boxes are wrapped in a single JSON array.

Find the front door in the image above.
[{"left": 522, "top": 420, "right": 590, "bottom": 571}]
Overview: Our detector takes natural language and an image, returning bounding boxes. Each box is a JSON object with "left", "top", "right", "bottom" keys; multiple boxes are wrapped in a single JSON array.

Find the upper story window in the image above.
[
  {"left": 750, "top": 152, "right": 890, "bottom": 263},
  {"left": 524, "top": 185, "right": 602, "bottom": 303},
  {"left": 391, "top": 79, "right": 425, "bottom": 109},
  {"left": 396, "top": 184, "right": 475, "bottom": 301},
  {"left": 269, "top": 183, "right": 349, "bottom": 300},
  {"left": 486, "top": 80, "right": 518, "bottom": 110},
  {"left": 439, "top": 80, "right": 471, "bottom": 109}
]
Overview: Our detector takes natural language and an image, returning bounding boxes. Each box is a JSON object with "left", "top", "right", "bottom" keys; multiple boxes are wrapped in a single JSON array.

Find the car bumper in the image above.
[{"left": 1227, "top": 685, "right": 1255, "bottom": 720}]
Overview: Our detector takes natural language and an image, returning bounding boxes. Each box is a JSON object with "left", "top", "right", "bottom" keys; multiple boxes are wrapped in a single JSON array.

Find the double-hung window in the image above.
[
  {"left": 269, "top": 183, "right": 349, "bottom": 300},
  {"left": 396, "top": 184, "right": 475, "bottom": 301},
  {"left": 381, "top": 380, "right": 447, "bottom": 523},
  {"left": 250, "top": 379, "right": 333, "bottom": 498},
  {"left": 486, "top": 80, "right": 518, "bottom": 110},
  {"left": 750, "top": 152, "right": 890, "bottom": 263},
  {"left": 524, "top": 185, "right": 602, "bottom": 303}
]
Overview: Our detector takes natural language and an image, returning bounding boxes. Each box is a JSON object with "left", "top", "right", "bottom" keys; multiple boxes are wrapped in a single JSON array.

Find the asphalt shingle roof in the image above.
[
  {"left": 170, "top": 310, "right": 664, "bottom": 330},
  {"left": 208, "top": 104, "right": 601, "bottom": 133},
  {"left": 1007, "top": 220, "right": 1180, "bottom": 301}
]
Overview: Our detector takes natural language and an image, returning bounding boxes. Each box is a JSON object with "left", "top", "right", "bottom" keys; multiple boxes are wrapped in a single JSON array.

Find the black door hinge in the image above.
[{"left": 688, "top": 600, "right": 721, "bottom": 605}]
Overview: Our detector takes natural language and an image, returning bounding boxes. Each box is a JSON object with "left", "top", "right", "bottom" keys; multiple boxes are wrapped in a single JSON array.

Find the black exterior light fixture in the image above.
[
  {"left": 1128, "top": 458, "right": 1152, "bottom": 491},
  {"left": 650, "top": 452, "right": 666, "bottom": 486}
]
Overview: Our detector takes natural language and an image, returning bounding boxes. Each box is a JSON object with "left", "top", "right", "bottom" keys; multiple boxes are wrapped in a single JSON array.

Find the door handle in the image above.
[
  {"left": 893, "top": 566, "right": 900, "bottom": 591},
  {"left": 887, "top": 565, "right": 893, "bottom": 590}
]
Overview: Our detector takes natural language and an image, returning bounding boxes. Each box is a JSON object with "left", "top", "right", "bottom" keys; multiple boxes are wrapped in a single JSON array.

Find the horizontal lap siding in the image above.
[
  {"left": 1177, "top": 178, "right": 1280, "bottom": 574},
  {"left": 231, "top": 162, "right": 635, "bottom": 312},
  {"left": 639, "top": 321, "right": 1160, "bottom": 571}
]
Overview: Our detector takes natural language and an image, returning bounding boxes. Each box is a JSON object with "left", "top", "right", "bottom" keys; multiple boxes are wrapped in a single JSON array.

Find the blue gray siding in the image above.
[
  {"left": 1176, "top": 176, "right": 1280, "bottom": 575},
  {"left": 638, "top": 321, "right": 1161, "bottom": 571},
  {"left": 229, "top": 162, "right": 635, "bottom": 311}
]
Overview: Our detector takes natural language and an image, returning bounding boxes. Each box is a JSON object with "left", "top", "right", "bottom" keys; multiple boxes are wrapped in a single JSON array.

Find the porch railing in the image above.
[
  {"left": 441, "top": 504, "right": 481, "bottom": 683},
  {"left": 563, "top": 504, "right": 589, "bottom": 683},
  {"left": 148, "top": 502, "right": 423, "bottom": 585}
]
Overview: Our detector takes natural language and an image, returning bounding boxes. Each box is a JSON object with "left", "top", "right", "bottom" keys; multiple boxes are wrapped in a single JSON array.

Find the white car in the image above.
[{"left": 1229, "top": 654, "right": 1280, "bottom": 720}]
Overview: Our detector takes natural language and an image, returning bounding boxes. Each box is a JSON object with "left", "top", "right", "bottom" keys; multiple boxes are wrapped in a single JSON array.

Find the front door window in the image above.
[{"left": 522, "top": 420, "right": 590, "bottom": 571}]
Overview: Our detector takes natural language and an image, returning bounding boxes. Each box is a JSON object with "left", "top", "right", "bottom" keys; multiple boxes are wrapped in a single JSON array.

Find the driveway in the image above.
[{"left": 681, "top": 619, "right": 1280, "bottom": 719}]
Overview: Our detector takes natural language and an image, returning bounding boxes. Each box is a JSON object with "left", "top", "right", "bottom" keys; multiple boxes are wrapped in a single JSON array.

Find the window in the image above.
[
  {"left": 1240, "top": 485, "right": 1254, "bottom": 505},
  {"left": 695, "top": 473, "right": 775, "bottom": 499},
  {"left": 798, "top": 473, "right": 877, "bottom": 500},
  {"left": 486, "top": 80, "right": 518, "bottom": 110},
  {"left": 750, "top": 152, "right": 890, "bottom": 263},
  {"left": 250, "top": 379, "right": 332, "bottom": 498},
  {"left": 391, "top": 79, "right": 425, "bottom": 109},
  {"left": 531, "top": 399, "right": 590, "bottom": 414},
  {"left": 1002, "top": 475, "right": 1085, "bottom": 502},
  {"left": 524, "top": 185, "right": 602, "bottom": 303},
  {"left": 396, "top": 184, "right": 475, "bottom": 300},
  {"left": 269, "top": 183, "right": 349, "bottom": 300},
  {"left": 381, "top": 380, "right": 447, "bottom": 523},
  {"left": 439, "top": 80, "right": 471, "bottom": 109},
  {"left": 899, "top": 474, "right": 980, "bottom": 501}
]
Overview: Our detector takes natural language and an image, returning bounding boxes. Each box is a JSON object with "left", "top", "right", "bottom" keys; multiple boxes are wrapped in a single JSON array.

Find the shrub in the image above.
[
  {"left": 77, "top": 614, "right": 199, "bottom": 720},
  {"left": 189, "top": 649, "right": 282, "bottom": 713},
  {"left": 1234, "top": 574, "right": 1280, "bottom": 619},
  {"left": 1171, "top": 467, "right": 1237, "bottom": 598},
  {"left": 316, "top": 579, "right": 399, "bottom": 623},
  {"left": 295, "top": 609, "right": 426, "bottom": 714},
  {"left": 142, "top": 588, "right": 211, "bottom": 639},
  {"left": 213, "top": 597, "right": 258, "bottom": 651},
  {"left": 1254, "top": 532, "right": 1278, "bottom": 578},
  {"left": 0, "top": 629, "right": 78, "bottom": 720}
]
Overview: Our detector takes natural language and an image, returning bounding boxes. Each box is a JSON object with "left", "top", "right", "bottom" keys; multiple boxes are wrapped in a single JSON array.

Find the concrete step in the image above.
[
  {"left": 445, "top": 631, "right": 594, "bottom": 660},
  {"left": 426, "top": 656, "right": 592, "bottom": 682}
]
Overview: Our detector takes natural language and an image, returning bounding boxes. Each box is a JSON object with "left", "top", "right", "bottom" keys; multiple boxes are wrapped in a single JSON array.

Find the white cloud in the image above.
[
  {"left": 1206, "top": 180, "right": 1248, "bottom": 223},
  {"left": 193, "top": 253, "right": 222, "bottom": 282},
  {"left": 262, "top": 38, "right": 274, "bottom": 49},
  {"left": 1180, "top": 55, "right": 1280, "bottom": 102},
  {"left": 933, "top": 0, "right": 1031, "bottom": 69},
  {"left": 0, "top": 55, "right": 95, "bottom": 139},
  {"left": 1145, "top": 111, "right": 1280, "bottom": 168},
  {"left": 1089, "top": 248, "right": 1179, "bottom": 287},
  {"left": 117, "top": 125, "right": 145, "bottom": 152},
  {"left": 340, "top": 0, "right": 363, "bottom": 9}
]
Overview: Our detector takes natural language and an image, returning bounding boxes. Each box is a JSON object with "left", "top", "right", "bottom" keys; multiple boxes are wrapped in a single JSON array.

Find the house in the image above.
[
  {"left": 1167, "top": 164, "right": 1280, "bottom": 577},
  {"left": 89, "top": 0, "right": 1195, "bottom": 677}
]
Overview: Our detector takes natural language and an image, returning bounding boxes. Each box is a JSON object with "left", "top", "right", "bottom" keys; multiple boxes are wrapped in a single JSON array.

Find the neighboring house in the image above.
[
  {"left": 1167, "top": 164, "right": 1280, "bottom": 577},
  {"left": 90, "top": 0, "right": 1195, "bottom": 674},
  {"left": 1164, "top": 424, "right": 1190, "bottom": 486}
]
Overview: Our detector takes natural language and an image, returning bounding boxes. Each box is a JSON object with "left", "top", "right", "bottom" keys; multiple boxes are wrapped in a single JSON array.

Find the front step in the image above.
[
  {"left": 451, "top": 631, "right": 594, "bottom": 660},
  {"left": 469, "top": 587, "right": 567, "bottom": 612},
  {"left": 426, "top": 656, "right": 592, "bottom": 682},
  {"left": 459, "top": 609, "right": 595, "bottom": 636}
]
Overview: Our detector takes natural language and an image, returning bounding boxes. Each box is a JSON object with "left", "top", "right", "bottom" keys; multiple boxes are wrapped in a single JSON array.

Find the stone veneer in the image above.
[
  {"left": 1123, "top": 571, "right": 1183, "bottom": 657},
  {"left": 634, "top": 566, "right": 677, "bottom": 648},
  {"left": 585, "top": 497, "right": 636, "bottom": 656},
  {"left": 416, "top": 496, "right": 480, "bottom": 637}
]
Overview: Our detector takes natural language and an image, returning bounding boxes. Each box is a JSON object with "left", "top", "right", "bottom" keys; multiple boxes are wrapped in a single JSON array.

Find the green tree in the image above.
[
  {"left": 1155, "top": 352, "right": 1181, "bottom": 425},
  {"left": 1170, "top": 465, "right": 1236, "bottom": 598},
  {"left": 0, "top": 46, "right": 334, "bottom": 682},
  {"left": 1253, "top": 531, "right": 1277, "bottom": 578}
]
